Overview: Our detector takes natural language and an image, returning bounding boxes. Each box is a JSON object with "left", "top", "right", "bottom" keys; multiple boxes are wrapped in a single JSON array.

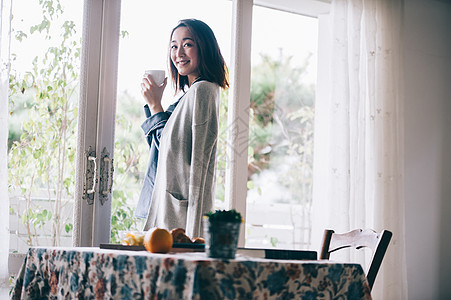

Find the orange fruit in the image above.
[{"left": 144, "top": 228, "right": 173, "bottom": 253}]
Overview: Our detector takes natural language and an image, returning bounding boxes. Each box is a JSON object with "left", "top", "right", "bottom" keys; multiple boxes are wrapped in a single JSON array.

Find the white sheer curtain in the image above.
[
  {"left": 311, "top": 0, "right": 407, "bottom": 299},
  {"left": 0, "top": 0, "right": 12, "bottom": 289}
]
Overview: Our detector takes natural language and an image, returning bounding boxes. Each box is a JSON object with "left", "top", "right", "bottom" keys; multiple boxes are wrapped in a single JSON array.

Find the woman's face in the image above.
[{"left": 170, "top": 26, "right": 200, "bottom": 86}]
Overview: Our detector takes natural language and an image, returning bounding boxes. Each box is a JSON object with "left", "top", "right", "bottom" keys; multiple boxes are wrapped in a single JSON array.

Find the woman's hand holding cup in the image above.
[{"left": 141, "top": 70, "right": 167, "bottom": 114}]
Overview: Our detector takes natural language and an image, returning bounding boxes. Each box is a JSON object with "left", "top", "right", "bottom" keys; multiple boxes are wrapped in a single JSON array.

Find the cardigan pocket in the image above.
[
  {"left": 167, "top": 191, "right": 188, "bottom": 207},
  {"left": 166, "top": 191, "right": 188, "bottom": 228}
]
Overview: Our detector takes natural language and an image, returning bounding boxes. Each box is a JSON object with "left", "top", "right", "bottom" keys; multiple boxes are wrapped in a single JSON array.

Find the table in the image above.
[{"left": 12, "top": 247, "right": 372, "bottom": 299}]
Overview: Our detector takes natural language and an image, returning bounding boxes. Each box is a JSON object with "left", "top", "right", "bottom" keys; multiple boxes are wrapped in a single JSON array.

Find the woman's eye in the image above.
[
  {"left": 184, "top": 43, "right": 192, "bottom": 48},
  {"left": 171, "top": 45, "right": 177, "bottom": 49}
]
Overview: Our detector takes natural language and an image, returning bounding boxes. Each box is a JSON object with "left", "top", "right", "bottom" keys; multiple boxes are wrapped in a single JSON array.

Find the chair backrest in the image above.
[{"left": 320, "top": 228, "right": 392, "bottom": 290}]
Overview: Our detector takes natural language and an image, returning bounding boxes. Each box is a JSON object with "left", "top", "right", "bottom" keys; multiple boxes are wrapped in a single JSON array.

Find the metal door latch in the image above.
[
  {"left": 83, "top": 146, "right": 96, "bottom": 205},
  {"left": 99, "top": 147, "right": 114, "bottom": 205}
]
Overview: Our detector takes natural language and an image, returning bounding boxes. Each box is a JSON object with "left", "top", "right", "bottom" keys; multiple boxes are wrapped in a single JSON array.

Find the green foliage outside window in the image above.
[
  {"left": 248, "top": 53, "right": 315, "bottom": 206},
  {"left": 9, "top": 0, "right": 79, "bottom": 247}
]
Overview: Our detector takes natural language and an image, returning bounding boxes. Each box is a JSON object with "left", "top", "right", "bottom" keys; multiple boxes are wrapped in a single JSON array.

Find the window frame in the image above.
[
  {"left": 74, "top": 0, "right": 121, "bottom": 247},
  {"left": 224, "top": 0, "right": 253, "bottom": 247}
]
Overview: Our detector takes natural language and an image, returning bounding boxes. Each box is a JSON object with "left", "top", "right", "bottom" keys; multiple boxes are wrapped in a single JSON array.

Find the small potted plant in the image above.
[{"left": 203, "top": 209, "right": 243, "bottom": 259}]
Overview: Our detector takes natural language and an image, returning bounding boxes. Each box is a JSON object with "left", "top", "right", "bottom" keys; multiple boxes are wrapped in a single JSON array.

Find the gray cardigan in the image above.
[{"left": 143, "top": 80, "right": 219, "bottom": 237}]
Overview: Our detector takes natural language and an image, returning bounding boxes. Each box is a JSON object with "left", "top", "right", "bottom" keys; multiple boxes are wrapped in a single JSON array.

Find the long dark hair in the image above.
[{"left": 169, "top": 19, "right": 229, "bottom": 93}]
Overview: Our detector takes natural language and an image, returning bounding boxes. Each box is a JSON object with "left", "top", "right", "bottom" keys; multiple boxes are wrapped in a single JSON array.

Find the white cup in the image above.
[{"left": 144, "top": 70, "right": 165, "bottom": 86}]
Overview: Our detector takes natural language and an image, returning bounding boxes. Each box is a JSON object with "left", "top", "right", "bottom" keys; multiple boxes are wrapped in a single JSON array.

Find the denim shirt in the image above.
[{"left": 134, "top": 96, "right": 183, "bottom": 218}]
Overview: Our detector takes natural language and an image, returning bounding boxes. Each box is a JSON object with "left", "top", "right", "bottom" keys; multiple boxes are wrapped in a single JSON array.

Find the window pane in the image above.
[
  {"left": 8, "top": 0, "right": 83, "bottom": 252},
  {"left": 246, "top": 6, "right": 318, "bottom": 250},
  {"left": 112, "top": 0, "right": 232, "bottom": 242}
]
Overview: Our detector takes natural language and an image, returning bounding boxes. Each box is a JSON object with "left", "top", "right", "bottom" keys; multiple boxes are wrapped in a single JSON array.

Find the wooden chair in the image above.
[{"left": 320, "top": 228, "right": 392, "bottom": 290}]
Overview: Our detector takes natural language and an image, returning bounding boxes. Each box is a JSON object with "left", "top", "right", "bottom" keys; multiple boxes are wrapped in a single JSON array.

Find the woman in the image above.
[{"left": 135, "top": 19, "right": 229, "bottom": 237}]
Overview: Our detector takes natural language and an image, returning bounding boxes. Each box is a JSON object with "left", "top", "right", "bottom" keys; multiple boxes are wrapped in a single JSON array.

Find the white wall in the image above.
[{"left": 404, "top": 0, "right": 451, "bottom": 299}]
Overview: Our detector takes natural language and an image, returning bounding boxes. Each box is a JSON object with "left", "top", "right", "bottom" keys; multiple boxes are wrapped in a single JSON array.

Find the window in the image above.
[{"left": 246, "top": 6, "right": 318, "bottom": 249}]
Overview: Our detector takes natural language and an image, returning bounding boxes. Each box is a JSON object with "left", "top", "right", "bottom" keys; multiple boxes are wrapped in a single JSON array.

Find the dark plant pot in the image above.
[{"left": 203, "top": 219, "right": 241, "bottom": 259}]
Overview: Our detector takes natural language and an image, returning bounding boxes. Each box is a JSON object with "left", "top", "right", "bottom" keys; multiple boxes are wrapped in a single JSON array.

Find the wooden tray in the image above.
[
  {"left": 100, "top": 243, "right": 146, "bottom": 251},
  {"left": 99, "top": 243, "right": 205, "bottom": 252},
  {"left": 170, "top": 243, "right": 205, "bottom": 253}
]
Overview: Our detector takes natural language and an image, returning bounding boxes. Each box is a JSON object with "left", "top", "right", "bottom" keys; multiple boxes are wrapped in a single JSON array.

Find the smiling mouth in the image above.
[{"left": 177, "top": 60, "right": 189, "bottom": 66}]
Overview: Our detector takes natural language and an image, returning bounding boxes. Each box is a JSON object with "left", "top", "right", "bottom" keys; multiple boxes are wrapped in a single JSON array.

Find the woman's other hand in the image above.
[{"left": 141, "top": 75, "right": 167, "bottom": 114}]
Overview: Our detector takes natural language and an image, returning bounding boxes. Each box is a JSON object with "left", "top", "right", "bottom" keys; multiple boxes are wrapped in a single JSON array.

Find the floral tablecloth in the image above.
[{"left": 12, "top": 247, "right": 372, "bottom": 299}]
